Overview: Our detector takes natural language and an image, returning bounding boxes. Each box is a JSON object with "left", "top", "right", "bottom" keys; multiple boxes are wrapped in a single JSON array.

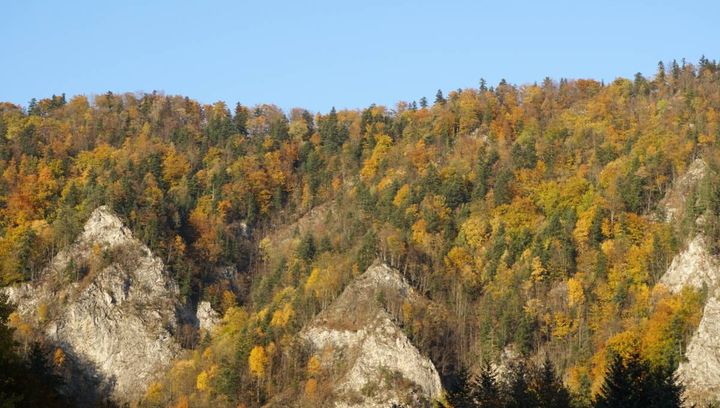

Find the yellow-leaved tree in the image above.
[{"left": 249, "top": 345, "right": 269, "bottom": 402}]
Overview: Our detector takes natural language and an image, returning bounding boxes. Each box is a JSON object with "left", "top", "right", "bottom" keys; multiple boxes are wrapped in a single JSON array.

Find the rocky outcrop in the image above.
[
  {"left": 659, "top": 158, "right": 706, "bottom": 222},
  {"left": 657, "top": 159, "right": 720, "bottom": 406},
  {"left": 677, "top": 296, "right": 720, "bottom": 404},
  {"left": 659, "top": 234, "right": 720, "bottom": 405},
  {"left": 196, "top": 300, "right": 220, "bottom": 335},
  {"left": 299, "top": 262, "right": 443, "bottom": 408},
  {"left": 4, "top": 206, "right": 181, "bottom": 404},
  {"left": 660, "top": 235, "right": 720, "bottom": 292}
]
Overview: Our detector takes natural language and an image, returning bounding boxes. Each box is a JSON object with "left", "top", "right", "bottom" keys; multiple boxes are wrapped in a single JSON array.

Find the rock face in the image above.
[
  {"left": 660, "top": 235, "right": 720, "bottom": 292},
  {"left": 4, "top": 206, "right": 181, "bottom": 404},
  {"left": 657, "top": 159, "right": 720, "bottom": 406},
  {"left": 660, "top": 234, "right": 720, "bottom": 405},
  {"left": 300, "top": 262, "right": 443, "bottom": 408},
  {"left": 659, "top": 158, "right": 706, "bottom": 222},
  {"left": 678, "top": 296, "right": 720, "bottom": 405},
  {"left": 196, "top": 300, "right": 220, "bottom": 334}
]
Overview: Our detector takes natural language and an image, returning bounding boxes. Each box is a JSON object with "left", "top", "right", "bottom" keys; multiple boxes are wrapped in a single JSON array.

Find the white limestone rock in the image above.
[
  {"left": 677, "top": 296, "right": 720, "bottom": 405},
  {"left": 655, "top": 158, "right": 720, "bottom": 406},
  {"left": 300, "top": 262, "right": 443, "bottom": 408},
  {"left": 660, "top": 235, "right": 720, "bottom": 293},
  {"left": 4, "top": 206, "right": 180, "bottom": 404},
  {"left": 659, "top": 158, "right": 706, "bottom": 222},
  {"left": 196, "top": 301, "right": 221, "bottom": 334},
  {"left": 658, "top": 234, "right": 720, "bottom": 406}
]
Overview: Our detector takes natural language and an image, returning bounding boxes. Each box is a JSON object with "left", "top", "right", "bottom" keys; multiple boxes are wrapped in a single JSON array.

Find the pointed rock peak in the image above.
[
  {"left": 79, "top": 205, "right": 133, "bottom": 248},
  {"left": 5, "top": 205, "right": 181, "bottom": 405},
  {"left": 87, "top": 205, "right": 124, "bottom": 229},
  {"left": 299, "top": 262, "right": 443, "bottom": 407},
  {"left": 311, "top": 261, "right": 422, "bottom": 331},
  {"left": 688, "top": 157, "right": 708, "bottom": 175},
  {"left": 354, "top": 261, "right": 415, "bottom": 296}
]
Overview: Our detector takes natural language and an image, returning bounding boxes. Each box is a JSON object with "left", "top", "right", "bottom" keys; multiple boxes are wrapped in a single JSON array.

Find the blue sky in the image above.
[{"left": 2, "top": 0, "right": 719, "bottom": 113}]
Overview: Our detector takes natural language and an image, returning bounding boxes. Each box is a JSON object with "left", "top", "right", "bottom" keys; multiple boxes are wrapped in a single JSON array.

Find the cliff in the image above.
[
  {"left": 658, "top": 158, "right": 706, "bottom": 222},
  {"left": 658, "top": 159, "right": 720, "bottom": 406},
  {"left": 298, "top": 262, "right": 443, "bottom": 408},
  {"left": 5, "top": 206, "right": 181, "bottom": 404}
]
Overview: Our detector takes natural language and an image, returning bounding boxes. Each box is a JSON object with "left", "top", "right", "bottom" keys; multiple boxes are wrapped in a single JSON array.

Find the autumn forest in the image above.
[{"left": 2, "top": 58, "right": 720, "bottom": 407}]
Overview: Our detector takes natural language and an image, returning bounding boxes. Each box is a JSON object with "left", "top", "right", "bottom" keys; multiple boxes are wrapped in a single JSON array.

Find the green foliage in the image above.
[
  {"left": 297, "top": 233, "right": 316, "bottom": 262},
  {"left": 533, "top": 358, "right": 571, "bottom": 408},
  {"left": 505, "top": 361, "right": 537, "bottom": 408},
  {"left": 473, "top": 362, "right": 502, "bottom": 408},
  {"left": 0, "top": 58, "right": 717, "bottom": 406},
  {"left": 493, "top": 168, "right": 513, "bottom": 206},
  {"left": 593, "top": 351, "right": 683, "bottom": 408},
  {"left": 445, "top": 365, "right": 474, "bottom": 408},
  {"left": 0, "top": 296, "right": 71, "bottom": 407},
  {"left": 444, "top": 358, "right": 571, "bottom": 408}
]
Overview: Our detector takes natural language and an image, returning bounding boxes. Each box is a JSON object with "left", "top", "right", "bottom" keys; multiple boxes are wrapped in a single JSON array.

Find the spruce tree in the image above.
[
  {"left": 594, "top": 352, "right": 641, "bottom": 408},
  {"left": 297, "top": 233, "right": 316, "bottom": 262},
  {"left": 472, "top": 361, "right": 502, "bottom": 408},
  {"left": 532, "top": 357, "right": 570, "bottom": 408},
  {"left": 647, "top": 365, "right": 684, "bottom": 408},
  {"left": 446, "top": 365, "right": 475, "bottom": 408},
  {"left": 505, "top": 361, "right": 537, "bottom": 408},
  {"left": 435, "top": 89, "right": 446, "bottom": 104},
  {"left": 593, "top": 351, "right": 676, "bottom": 408}
]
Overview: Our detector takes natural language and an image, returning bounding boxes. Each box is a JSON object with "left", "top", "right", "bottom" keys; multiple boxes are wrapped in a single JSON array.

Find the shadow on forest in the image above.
[{"left": 53, "top": 341, "right": 119, "bottom": 408}]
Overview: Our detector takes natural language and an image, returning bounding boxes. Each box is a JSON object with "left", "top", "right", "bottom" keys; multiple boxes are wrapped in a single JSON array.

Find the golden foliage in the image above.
[
  {"left": 531, "top": 257, "right": 547, "bottom": 282},
  {"left": 306, "top": 355, "right": 321, "bottom": 376},
  {"left": 270, "top": 303, "right": 294, "bottom": 328},
  {"left": 172, "top": 395, "right": 190, "bottom": 408},
  {"left": 360, "top": 134, "right": 393, "bottom": 180},
  {"left": 460, "top": 215, "right": 488, "bottom": 249},
  {"left": 143, "top": 381, "right": 165, "bottom": 405},
  {"left": 53, "top": 347, "right": 65, "bottom": 368},
  {"left": 393, "top": 184, "right": 411, "bottom": 207},
  {"left": 249, "top": 345, "right": 269, "bottom": 379},
  {"left": 304, "top": 378, "right": 318, "bottom": 398},
  {"left": 567, "top": 276, "right": 585, "bottom": 307}
]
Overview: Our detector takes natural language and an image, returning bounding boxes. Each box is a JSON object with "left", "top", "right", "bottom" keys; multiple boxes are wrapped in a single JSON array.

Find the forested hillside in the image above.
[{"left": 2, "top": 58, "right": 720, "bottom": 407}]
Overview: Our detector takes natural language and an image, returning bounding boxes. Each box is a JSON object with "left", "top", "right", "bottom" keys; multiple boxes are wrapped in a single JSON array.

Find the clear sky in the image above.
[{"left": 2, "top": 0, "right": 719, "bottom": 113}]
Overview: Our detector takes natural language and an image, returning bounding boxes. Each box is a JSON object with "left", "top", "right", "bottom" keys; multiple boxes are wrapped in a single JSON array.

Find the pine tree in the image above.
[
  {"left": 505, "top": 361, "right": 537, "bottom": 408},
  {"left": 234, "top": 103, "right": 249, "bottom": 135},
  {"left": 646, "top": 365, "right": 684, "bottom": 408},
  {"left": 318, "top": 107, "right": 347, "bottom": 151},
  {"left": 532, "top": 357, "right": 570, "bottom": 408},
  {"left": 446, "top": 365, "right": 475, "bottom": 408},
  {"left": 27, "top": 98, "right": 39, "bottom": 116},
  {"left": 435, "top": 89, "right": 446, "bottom": 105},
  {"left": 595, "top": 351, "right": 682, "bottom": 408},
  {"left": 594, "top": 353, "right": 637, "bottom": 408},
  {"left": 472, "top": 362, "right": 502, "bottom": 408},
  {"left": 657, "top": 61, "right": 666, "bottom": 83},
  {"left": 479, "top": 78, "right": 487, "bottom": 92},
  {"left": 0, "top": 295, "right": 21, "bottom": 406},
  {"left": 297, "top": 233, "right": 316, "bottom": 262},
  {"left": 23, "top": 342, "right": 70, "bottom": 407},
  {"left": 493, "top": 168, "right": 513, "bottom": 206}
]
